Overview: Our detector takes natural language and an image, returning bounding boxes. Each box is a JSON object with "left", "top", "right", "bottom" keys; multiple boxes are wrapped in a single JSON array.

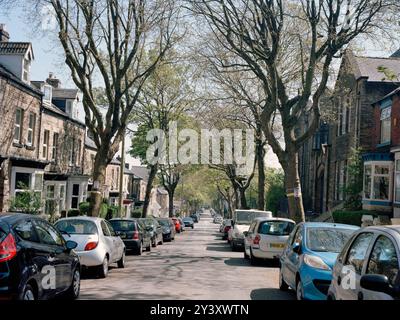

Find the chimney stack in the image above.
[
  {"left": 46, "top": 72, "right": 61, "bottom": 88},
  {"left": 0, "top": 24, "right": 10, "bottom": 42}
]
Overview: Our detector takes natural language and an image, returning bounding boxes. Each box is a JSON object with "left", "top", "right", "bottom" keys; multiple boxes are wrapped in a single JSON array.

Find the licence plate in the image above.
[{"left": 270, "top": 243, "right": 285, "bottom": 249}]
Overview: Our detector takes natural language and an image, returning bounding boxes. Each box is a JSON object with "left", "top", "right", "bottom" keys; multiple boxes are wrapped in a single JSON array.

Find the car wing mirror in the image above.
[
  {"left": 66, "top": 240, "right": 78, "bottom": 251},
  {"left": 360, "top": 274, "right": 396, "bottom": 296},
  {"left": 292, "top": 242, "right": 301, "bottom": 254}
]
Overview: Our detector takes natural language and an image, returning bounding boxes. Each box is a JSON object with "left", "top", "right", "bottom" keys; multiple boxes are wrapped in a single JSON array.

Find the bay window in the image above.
[{"left": 364, "top": 162, "right": 392, "bottom": 202}]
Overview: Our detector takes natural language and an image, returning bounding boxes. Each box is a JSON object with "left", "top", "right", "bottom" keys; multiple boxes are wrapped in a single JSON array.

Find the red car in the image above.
[{"left": 171, "top": 218, "right": 182, "bottom": 233}]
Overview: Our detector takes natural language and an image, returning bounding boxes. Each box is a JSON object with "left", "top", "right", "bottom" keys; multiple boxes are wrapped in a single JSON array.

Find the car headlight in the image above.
[{"left": 303, "top": 254, "right": 331, "bottom": 271}]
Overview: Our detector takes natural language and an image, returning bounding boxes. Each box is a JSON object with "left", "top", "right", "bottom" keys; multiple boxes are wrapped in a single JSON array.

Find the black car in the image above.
[
  {"left": 109, "top": 219, "right": 152, "bottom": 255},
  {"left": 139, "top": 217, "right": 163, "bottom": 247},
  {"left": 0, "top": 213, "right": 80, "bottom": 300},
  {"left": 182, "top": 217, "right": 194, "bottom": 229},
  {"left": 157, "top": 218, "right": 176, "bottom": 242},
  {"left": 190, "top": 214, "right": 199, "bottom": 223}
]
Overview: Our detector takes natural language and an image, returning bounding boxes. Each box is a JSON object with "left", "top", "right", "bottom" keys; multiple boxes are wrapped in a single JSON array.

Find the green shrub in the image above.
[
  {"left": 79, "top": 202, "right": 90, "bottom": 215},
  {"left": 131, "top": 209, "right": 143, "bottom": 218},
  {"left": 68, "top": 209, "right": 81, "bottom": 217},
  {"left": 99, "top": 203, "right": 109, "bottom": 219},
  {"left": 332, "top": 210, "right": 386, "bottom": 226}
]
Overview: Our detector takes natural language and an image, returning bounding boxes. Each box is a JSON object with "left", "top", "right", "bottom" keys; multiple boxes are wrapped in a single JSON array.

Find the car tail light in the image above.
[
  {"left": 224, "top": 226, "right": 231, "bottom": 233},
  {"left": 0, "top": 233, "right": 17, "bottom": 263},
  {"left": 84, "top": 241, "right": 98, "bottom": 251},
  {"left": 253, "top": 235, "right": 261, "bottom": 245},
  {"left": 132, "top": 231, "right": 139, "bottom": 240}
]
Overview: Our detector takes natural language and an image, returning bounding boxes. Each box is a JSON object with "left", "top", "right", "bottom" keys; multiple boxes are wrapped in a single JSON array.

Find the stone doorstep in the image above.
[{"left": 391, "top": 218, "right": 400, "bottom": 225}]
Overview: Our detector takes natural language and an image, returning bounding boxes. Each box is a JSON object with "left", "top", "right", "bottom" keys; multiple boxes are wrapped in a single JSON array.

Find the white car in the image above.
[
  {"left": 229, "top": 210, "right": 273, "bottom": 251},
  {"left": 55, "top": 217, "right": 126, "bottom": 278},
  {"left": 244, "top": 217, "right": 296, "bottom": 265}
]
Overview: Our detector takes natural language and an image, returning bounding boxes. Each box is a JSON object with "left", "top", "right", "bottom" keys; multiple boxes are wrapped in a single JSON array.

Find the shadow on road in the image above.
[
  {"left": 206, "top": 245, "right": 232, "bottom": 252},
  {"left": 224, "top": 257, "right": 280, "bottom": 268},
  {"left": 250, "top": 288, "right": 295, "bottom": 300}
]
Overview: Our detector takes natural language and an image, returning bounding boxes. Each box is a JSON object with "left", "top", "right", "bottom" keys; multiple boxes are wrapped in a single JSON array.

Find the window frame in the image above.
[
  {"left": 14, "top": 108, "right": 23, "bottom": 144},
  {"left": 42, "top": 129, "right": 50, "bottom": 160},
  {"left": 27, "top": 112, "right": 36, "bottom": 147},
  {"left": 344, "top": 232, "right": 375, "bottom": 275},
  {"left": 380, "top": 106, "right": 392, "bottom": 144},
  {"left": 363, "top": 161, "right": 393, "bottom": 202}
]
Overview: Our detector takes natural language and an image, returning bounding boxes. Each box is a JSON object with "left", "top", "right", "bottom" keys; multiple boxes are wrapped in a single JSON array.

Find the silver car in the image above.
[
  {"left": 55, "top": 217, "right": 126, "bottom": 278},
  {"left": 328, "top": 225, "right": 400, "bottom": 300}
]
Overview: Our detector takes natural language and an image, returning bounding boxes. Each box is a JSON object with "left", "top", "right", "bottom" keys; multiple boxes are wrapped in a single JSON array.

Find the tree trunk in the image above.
[
  {"left": 168, "top": 190, "right": 175, "bottom": 218},
  {"left": 283, "top": 152, "right": 306, "bottom": 223},
  {"left": 256, "top": 142, "right": 266, "bottom": 211},
  {"left": 89, "top": 155, "right": 107, "bottom": 217},
  {"left": 238, "top": 188, "right": 248, "bottom": 209},
  {"left": 142, "top": 164, "right": 158, "bottom": 218}
]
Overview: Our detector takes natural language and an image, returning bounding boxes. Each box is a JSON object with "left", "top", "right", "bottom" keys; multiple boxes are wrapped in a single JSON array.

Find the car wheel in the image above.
[
  {"left": 279, "top": 268, "right": 289, "bottom": 291},
  {"left": 66, "top": 268, "right": 81, "bottom": 299},
  {"left": 158, "top": 236, "right": 163, "bottom": 245},
  {"left": 146, "top": 242, "right": 151, "bottom": 252},
  {"left": 21, "top": 284, "right": 36, "bottom": 301},
  {"left": 152, "top": 237, "right": 157, "bottom": 248},
  {"left": 98, "top": 256, "right": 109, "bottom": 278},
  {"left": 244, "top": 250, "right": 250, "bottom": 260},
  {"left": 296, "top": 279, "right": 304, "bottom": 300},
  {"left": 231, "top": 241, "right": 237, "bottom": 252},
  {"left": 117, "top": 251, "right": 125, "bottom": 268},
  {"left": 191, "top": 226, "right": 194, "bottom": 229}
]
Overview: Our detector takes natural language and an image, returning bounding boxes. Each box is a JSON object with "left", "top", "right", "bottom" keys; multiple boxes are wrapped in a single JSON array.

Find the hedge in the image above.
[
  {"left": 131, "top": 209, "right": 143, "bottom": 218},
  {"left": 332, "top": 210, "right": 388, "bottom": 227}
]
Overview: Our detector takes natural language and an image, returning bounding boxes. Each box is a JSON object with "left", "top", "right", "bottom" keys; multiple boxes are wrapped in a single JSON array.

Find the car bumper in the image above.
[
  {"left": 75, "top": 248, "right": 105, "bottom": 267},
  {"left": 184, "top": 223, "right": 193, "bottom": 227},
  {"left": 300, "top": 266, "right": 332, "bottom": 300},
  {"left": 252, "top": 248, "right": 282, "bottom": 260},
  {"left": 123, "top": 239, "right": 141, "bottom": 250},
  {"left": 232, "top": 238, "right": 245, "bottom": 248},
  {"left": 163, "top": 233, "right": 172, "bottom": 241}
]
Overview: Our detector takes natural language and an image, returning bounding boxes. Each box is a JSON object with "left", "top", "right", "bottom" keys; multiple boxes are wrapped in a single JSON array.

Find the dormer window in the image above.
[
  {"left": 23, "top": 58, "right": 31, "bottom": 82},
  {"left": 43, "top": 85, "right": 52, "bottom": 104}
]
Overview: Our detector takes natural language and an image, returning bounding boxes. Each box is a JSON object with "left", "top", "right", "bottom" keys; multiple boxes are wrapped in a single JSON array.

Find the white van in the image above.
[{"left": 228, "top": 210, "right": 273, "bottom": 251}]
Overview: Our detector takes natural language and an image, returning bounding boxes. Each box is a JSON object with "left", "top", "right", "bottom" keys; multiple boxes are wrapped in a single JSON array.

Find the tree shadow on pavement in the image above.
[
  {"left": 224, "top": 258, "right": 279, "bottom": 268},
  {"left": 206, "top": 245, "right": 232, "bottom": 252},
  {"left": 250, "top": 288, "right": 295, "bottom": 300}
]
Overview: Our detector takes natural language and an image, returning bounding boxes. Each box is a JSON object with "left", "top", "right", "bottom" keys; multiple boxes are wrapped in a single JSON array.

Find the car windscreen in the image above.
[
  {"left": 236, "top": 211, "right": 270, "bottom": 224},
  {"left": 55, "top": 220, "right": 98, "bottom": 235},
  {"left": 110, "top": 220, "right": 137, "bottom": 232},
  {"left": 158, "top": 220, "right": 170, "bottom": 227},
  {"left": 183, "top": 218, "right": 193, "bottom": 222},
  {"left": 258, "top": 221, "right": 295, "bottom": 236},
  {"left": 306, "top": 228, "right": 355, "bottom": 253}
]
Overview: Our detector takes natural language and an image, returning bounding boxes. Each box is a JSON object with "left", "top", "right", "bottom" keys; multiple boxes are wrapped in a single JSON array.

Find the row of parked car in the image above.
[
  {"left": 217, "top": 210, "right": 400, "bottom": 300},
  {"left": 0, "top": 212, "right": 197, "bottom": 300}
]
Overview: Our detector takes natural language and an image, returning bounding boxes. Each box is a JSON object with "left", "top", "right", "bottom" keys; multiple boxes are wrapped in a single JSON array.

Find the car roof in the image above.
[
  {"left": 301, "top": 222, "right": 360, "bottom": 230},
  {"left": 253, "top": 217, "right": 295, "bottom": 223},
  {"left": 360, "top": 225, "right": 400, "bottom": 235},
  {"left": 0, "top": 213, "right": 39, "bottom": 224},
  {"left": 110, "top": 218, "right": 138, "bottom": 222},
  {"left": 56, "top": 216, "right": 104, "bottom": 222}
]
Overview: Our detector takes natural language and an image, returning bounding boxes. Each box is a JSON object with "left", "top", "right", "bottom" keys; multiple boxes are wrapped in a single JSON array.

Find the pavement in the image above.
[{"left": 79, "top": 212, "right": 295, "bottom": 300}]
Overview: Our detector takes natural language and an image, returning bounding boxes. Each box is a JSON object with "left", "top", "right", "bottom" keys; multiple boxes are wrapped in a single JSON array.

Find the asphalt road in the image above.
[{"left": 79, "top": 212, "right": 295, "bottom": 300}]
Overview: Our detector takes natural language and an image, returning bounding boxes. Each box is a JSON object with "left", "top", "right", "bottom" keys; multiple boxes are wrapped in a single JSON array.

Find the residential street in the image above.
[{"left": 79, "top": 211, "right": 295, "bottom": 300}]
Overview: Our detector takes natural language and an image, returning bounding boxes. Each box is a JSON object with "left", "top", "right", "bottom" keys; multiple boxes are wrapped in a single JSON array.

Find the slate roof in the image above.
[
  {"left": 130, "top": 166, "right": 150, "bottom": 182},
  {"left": 52, "top": 88, "right": 79, "bottom": 100},
  {"left": 0, "top": 42, "right": 32, "bottom": 56},
  {"left": 85, "top": 137, "right": 97, "bottom": 150},
  {"left": 353, "top": 56, "right": 400, "bottom": 82}
]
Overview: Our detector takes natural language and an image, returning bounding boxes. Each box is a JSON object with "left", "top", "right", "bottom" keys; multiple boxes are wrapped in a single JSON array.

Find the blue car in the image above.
[{"left": 279, "top": 222, "right": 359, "bottom": 300}]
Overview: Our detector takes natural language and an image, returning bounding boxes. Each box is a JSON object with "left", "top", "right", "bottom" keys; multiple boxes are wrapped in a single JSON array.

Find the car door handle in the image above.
[{"left": 358, "top": 292, "right": 364, "bottom": 300}]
